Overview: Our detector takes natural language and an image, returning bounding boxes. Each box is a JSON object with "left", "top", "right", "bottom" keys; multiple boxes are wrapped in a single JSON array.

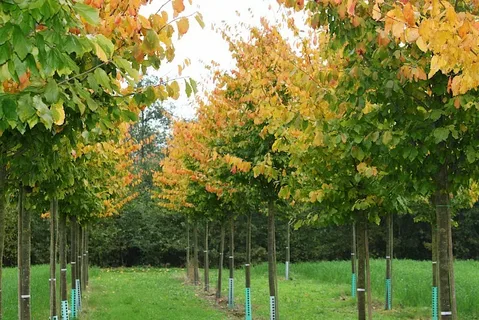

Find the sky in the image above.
[{"left": 140, "top": 0, "right": 305, "bottom": 119}]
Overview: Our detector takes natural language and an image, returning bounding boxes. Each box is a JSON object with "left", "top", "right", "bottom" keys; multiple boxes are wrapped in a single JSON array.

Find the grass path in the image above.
[{"left": 82, "top": 268, "right": 232, "bottom": 320}]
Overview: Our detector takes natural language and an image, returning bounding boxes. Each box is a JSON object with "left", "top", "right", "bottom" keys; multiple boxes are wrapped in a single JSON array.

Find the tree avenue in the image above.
[{"left": 0, "top": 0, "right": 197, "bottom": 319}]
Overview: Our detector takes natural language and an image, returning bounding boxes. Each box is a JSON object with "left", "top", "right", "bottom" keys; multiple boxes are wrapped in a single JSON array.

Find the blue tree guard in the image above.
[
  {"left": 386, "top": 278, "right": 392, "bottom": 310},
  {"left": 269, "top": 296, "right": 276, "bottom": 320},
  {"left": 76, "top": 279, "right": 82, "bottom": 312},
  {"left": 351, "top": 273, "right": 356, "bottom": 298},
  {"left": 245, "top": 288, "right": 252, "bottom": 320},
  {"left": 432, "top": 286, "right": 438, "bottom": 320},
  {"left": 61, "top": 300, "right": 69, "bottom": 320},
  {"left": 70, "top": 289, "right": 76, "bottom": 318},
  {"left": 228, "top": 278, "right": 234, "bottom": 309}
]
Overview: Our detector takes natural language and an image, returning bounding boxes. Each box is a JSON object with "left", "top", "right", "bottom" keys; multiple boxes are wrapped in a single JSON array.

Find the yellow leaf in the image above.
[
  {"left": 172, "top": 0, "right": 185, "bottom": 14},
  {"left": 176, "top": 17, "right": 189, "bottom": 36},
  {"left": 51, "top": 102, "right": 65, "bottom": 125},
  {"left": 416, "top": 36, "right": 428, "bottom": 52},
  {"left": 391, "top": 21, "right": 404, "bottom": 38},
  {"left": 405, "top": 28, "right": 419, "bottom": 42},
  {"left": 94, "top": 43, "right": 108, "bottom": 62},
  {"left": 428, "top": 55, "right": 440, "bottom": 79},
  {"left": 372, "top": 3, "right": 381, "bottom": 20}
]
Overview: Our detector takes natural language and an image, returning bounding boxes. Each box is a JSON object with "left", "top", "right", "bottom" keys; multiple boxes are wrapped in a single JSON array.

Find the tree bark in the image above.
[
  {"left": 447, "top": 210, "right": 457, "bottom": 319},
  {"left": 432, "top": 219, "right": 439, "bottom": 320},
  {"left": 59, "top": 212, "right": 68, "bottom": 317},
  {"left": 285, "top": 221, "right": 290, "bottom": 280},
  {"left": 49, "top": 198, "right": 58, "bottom": 319},
  {"left": 83, "top": 225, "right": 89, "bottom": 288},
  {"left": 70, "top": 216, "right": 78, "bottom": 318},
  {"left": 193, "top": 221, "right": 199, "bottom": 286},
  {"left": 268, "top": 201, "right": 278, "bottom": 320},
  {"left": 78, "top": 224, "right": 83, "bottom": 293},
  {"left": 245, "top": 212, "right": 252, "bottom": 320},
  {"left": 228, "top": 218, "right": 235, "bottom": 309},
  {"left": 352, "top": 223, "right": 357, "bottom": 298},
  {"left": 365, "top": 223, "right": 373, "bottom": 320},
  {"left": 0, "top": 165, "right": 6, "bottom": 320},
  {"left": 385, "top": 213, "right": 393, "bottom": 310},
  {"left": 204, "top": 221, "right": 209, "bottom": 292},
  {"left": 186, "top": 220, "right": 190, "bottom": 280},
  {"left": 357, "top": 212, "right": 366, "bottom": 320},
  {"left": 18, "top": 185, "right": 31, "bottom": 320},
  {"left": 435, "top": 183, "right": 454, "bottom": 319},
  {"left": 216, "top": 221, "right": 225, "bottom": 301}
]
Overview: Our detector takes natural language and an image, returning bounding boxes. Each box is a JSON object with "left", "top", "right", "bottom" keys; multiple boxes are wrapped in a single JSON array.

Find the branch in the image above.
[
  {"left": 156, "top": 0, "right": 172, "bottom": 15},
  {"left": 158, "top": 11, "right": 199, "bottom": 34},
  {"left": 58, "top": 61, "right": 109, "bottom": 86}
]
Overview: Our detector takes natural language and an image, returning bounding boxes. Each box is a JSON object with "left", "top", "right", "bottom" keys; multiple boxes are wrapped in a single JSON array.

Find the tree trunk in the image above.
[
  {"left": 268, "top": 201, "right": 278, "bottom": 320},
  {"left": 285, "top": 221, "right": 290, "bottom": 280},
  {"left": 385, "top": 213, "right": 393, "bottom": 310},
  {"left": 0, "top": 165, "right": 6, "bottom": 320},
  {"left": 83, "top": 225, "right": 89, "bottom": 288},
  {"left": 204, "top": 221, "right": 209, "bottom": 292},
  {"left": 186, "top": 221, "right": 190, "bottom": 280},
  {"left": 193, "top": 221, "right": 199, "bottom": 286},
  {"left": 357, "top": 212, "right": 366, "bottom": 320},
  {"left": 351, "top": 223, "right": 357, "bottom": 298},
  {"left": 216, "top": 221, "right": 225, "bottom": 301},
  {"left": 59, "top": 212, "right": 68, "bottom": 320},
  {"left": 432, "top": 219, "right": 439, "bottom": 320},
  {"left": 245, "top": 212, "right": 252, "bottom": 320},
  {"left": 77, "top": 224, "right": 82, "bottom": 313},
  {"left": 228, "top": 218, "right": 235, "bottom": 309},
  {"left": 49, "top": 198, "right": 58, "bottom": 319},
  {"left": 365, "top": 224, "right": 373, "bottom": 320},
  {"left": 447, "top": 214, "right": 457, "bottom": 320},
  {"left": 70, "top": 216, "right": 78, "bottom": 318},
  {"left": 435, "top": 182, "right": 454, "bottom": 319},
  {"left": 18, "top": 185, "right": 31, "bottom": 320}
]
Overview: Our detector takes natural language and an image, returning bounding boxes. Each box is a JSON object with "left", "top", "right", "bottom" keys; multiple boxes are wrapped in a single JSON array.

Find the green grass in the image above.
[
  {"left": 2, "top": 265, "right": 100, "bottom": 319},
  {"left": 82, "top": 268, "right": 230, "bottom": 319},
  {"left": 2, "top": 260, "right": 478, "bottom": 319}
]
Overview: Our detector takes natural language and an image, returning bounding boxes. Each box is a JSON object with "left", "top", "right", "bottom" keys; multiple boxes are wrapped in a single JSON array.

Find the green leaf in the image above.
[
  {"left": 351, "top": 146, "right": 365, "bottom": 161},
  {"left": 94, "top": 35, "right": 115, "bottom": 61},
  {"left": 0, "top": 24, "right": 13, "bottom": 45},
  {"left": 190, "top": 78, "right": 198, "bottom": 94},
  {"left": 17, "top": 95, "right": 35, "bottom": 123},
  {"left": 33, "top": 95, "right": 53, "bottom": 129},
  {"left": 466, "top": 146, "right": 476, "bottom": 164},
  {"left": 113, "top": 57, "right": 140, "bottom": 81},
  {"left": 433, "top": 127, "right": 449, "bottom": 143},
  {"left": 74, "top": 3, "right": 100, "bottom": 26},
  {"left": 382, "top": 131, "right": 392, "bottom": 145},
  {"left": 51, "top": 102, "right": 65, "bottom": 125},
  {"left": 45, "top": 79, "right": 59, "bottom": 103},
  {"left": 94, "top": 68, "right": 111, "bottom": 90},
  {"left": 12, "top": 26, "right": 30, "bottom": 60},
  {"left": 2, "top": 98, "right": 17, "bottom": 121},
  {"left": 144, "top": 30, "right": 159, "bottom": 51},
  {"left": 195, "top": 13, "right": 205, "bottom": 28},
  {"left": 86, "top": 97, "right": 99, "bottom": 111},
  {"left": 184, "top": 79, "right": 192, "bottom": 97},
  {"left": 0, "top": 44, "right": 11, "bottom": 65}
]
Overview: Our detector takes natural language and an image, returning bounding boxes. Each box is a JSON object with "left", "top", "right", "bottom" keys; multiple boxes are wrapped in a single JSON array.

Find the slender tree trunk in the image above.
[
  {"left": 385, "top": 213, "right": 393, "bottom": 310},
  {"left": 0, "top": 165, "right": 6, "bottom": 320},
  {"left": 285, "top": 222, "right": 290, "bottom": 280},
  {"left": 83, "top": 225, "right": 88, "bottom": 288},
  {"left": 186, "top": 221, "right": 190, "bottom": 280},
  {"left": 18, "top": 185, "right": 31, "bottom": 320},
  {"left": 216, "top": 221, "right": 225, "bottom": 302},
  {"left": 59, "top": 212, "right": 68, "bottom": 320},
  {"left": 268, "top": 201, "right": 278, "bottom": 320},
  {"left": 432, "top": 219, "right": 439, "bottom": 320},
  {"left": 436, "top": 180, "right": 454, "bottom": 320},
  {"left": 70, "top": 216, "right": 78, "bottom": 318},
  {"left": 50, "top": 198, "right": 58, "bottom": 319},
  {"left": 228, "top": 218, "right": 235, "bottom": 309},
  {"left": 357, "top": 212, "right": 366, "bottom": 320},
  {"left": 351, "top": 223, "right": 357, "bottom": 298},
  {"left": 204, "top": 221, "right": 209, "bottom": 292},
  {"left": 78, "top": 225, "right": 83, "bottom": 292},
  {"left": 365, "top": 224, "right": 373, "bottom": 320},
  {"left": 193, "top": 221, "right": 199, "bottom": 286},
  {"left": 447, "top": 214, "right": 457, "bottom": 320},
  {"left": 245, "top": 213, "right": 252, "bottom": 320}
]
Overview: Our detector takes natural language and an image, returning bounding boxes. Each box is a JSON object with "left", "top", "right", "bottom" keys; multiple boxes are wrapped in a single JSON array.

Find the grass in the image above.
[
  {"left": 2, "top": 260, "right": 478, "bottom": 319},
  {"left": 208, "top": 259, "right": 479, "bottom": 320}
]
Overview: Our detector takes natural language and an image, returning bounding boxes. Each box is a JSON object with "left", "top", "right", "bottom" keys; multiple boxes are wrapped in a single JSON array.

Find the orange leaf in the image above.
[
  {"left": 172, "top": 0, "right": 185, "bottom": 14},
  {"left": 176, "top": 17, "right": 189, "bottom": 35}
]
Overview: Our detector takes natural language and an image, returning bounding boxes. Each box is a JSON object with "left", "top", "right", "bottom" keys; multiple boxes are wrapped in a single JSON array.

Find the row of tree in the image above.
[
  {"left": 153, "top": 2, "right": 479, "bottom": 320},
  {"left": 0, "top": 0, "right": 202, "bottom": 319}
]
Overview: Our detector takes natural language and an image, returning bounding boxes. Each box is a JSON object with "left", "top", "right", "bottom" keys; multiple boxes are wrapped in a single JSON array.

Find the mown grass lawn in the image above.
[{"left": 2, "top": 259, "right": 478, "bottom": 319}]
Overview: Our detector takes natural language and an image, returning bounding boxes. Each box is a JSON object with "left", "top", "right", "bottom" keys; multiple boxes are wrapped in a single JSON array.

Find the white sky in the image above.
[{"left": 140, "top": 0, "right": 306, "bottom": 119}]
